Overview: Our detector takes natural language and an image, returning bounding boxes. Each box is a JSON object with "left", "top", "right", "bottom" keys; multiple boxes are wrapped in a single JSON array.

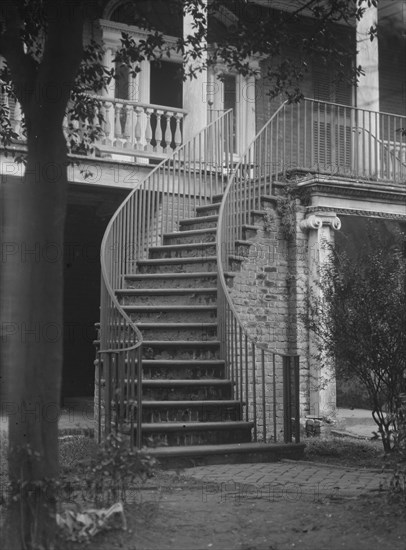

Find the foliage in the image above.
[
  {"left": 304, "top": 435, "right": 382, "bottom": 468},
  {"left": 64, "top": 434, "right": 155, "bottom": 507},
  {"left": 388, "top": 395, "right": 406, "bottom": 505},
  {"left": 276, "top": 178, "right": 311, "bottom": 239},
  {"left": 305, "top": 220, "right": 406, "bottom": 452}
]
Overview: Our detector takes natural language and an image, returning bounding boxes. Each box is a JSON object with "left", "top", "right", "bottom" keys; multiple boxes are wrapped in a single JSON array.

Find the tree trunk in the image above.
[{"left": 3, "top": 126, "right": 68, "bottom": 549}]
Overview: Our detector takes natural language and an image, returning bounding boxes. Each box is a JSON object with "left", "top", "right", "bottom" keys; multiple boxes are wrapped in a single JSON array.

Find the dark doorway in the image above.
[
  {"left": 62, "top": 184, "right": 129, "bottom": 400},
  {"left": 150, "top": 61, "right": 183, "bottom": 108}
]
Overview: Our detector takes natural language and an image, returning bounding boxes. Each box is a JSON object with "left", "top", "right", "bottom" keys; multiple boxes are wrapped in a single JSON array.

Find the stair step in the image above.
[
  {"left": 163, "top": 228, "right": 216, "bottom": 245},
  {"left": 142, "top": 359, "right": 226, "bottom": 380},
  {"left": 179, "top": 215, "right": 218, "bottom": 231},
  {"left": 123, "top": 305, "right": 217, "bottom": 323},
  {"left": 149, "top": 242, "right": 217, "bottom": 259},
  {"left": 136, "top": 256, "right": 218, "bottom": 274},
  {"left": 137, "top": 322, "right": 218, "bottom": 341},
  {"left": 117, "top": 287, "right": 217, "bottom": 306},
  {"left": 136, "top": 400, "right": 242, "bottom": 423},
  {"left": 124, "top": 272, "right": 235, "bottom": 290},
  {"left": 138, "top": 378, "right": 233, "bottom": 401},
  {"left": 195, "top": 203, "right": 221, "bottom": 217},
  {"left": 120, "top": 421, "right": 253, "bottom": 447},
  {"left": 145, "top": 442, "right": 306, "bottom": 467},
  {"left": 142, "top": 340, "right": 221, "bottom": 360}
]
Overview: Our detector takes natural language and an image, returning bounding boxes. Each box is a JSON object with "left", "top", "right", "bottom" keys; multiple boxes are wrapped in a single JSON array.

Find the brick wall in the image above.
[{"left": 228, "top": 198, "right": 310, "bottom": 439}]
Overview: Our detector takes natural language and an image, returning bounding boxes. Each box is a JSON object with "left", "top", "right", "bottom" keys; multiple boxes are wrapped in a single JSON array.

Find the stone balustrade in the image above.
[
  {"left": 77, "top": 95, "right": 187, "bottom": 160},
  {"left": 1, "top": 85, "right": 187, "bottom": 162}
]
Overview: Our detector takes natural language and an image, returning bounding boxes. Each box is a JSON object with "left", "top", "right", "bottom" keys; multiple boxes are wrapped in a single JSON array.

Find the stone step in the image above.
[
  {"left": 179, "top": 215, "right": 219, "bottom": 231},
  {"left": 149, "top": 242, "right": 217, "bottom": 260},
  {"left": 137, "top": 322, "right": 218, "bottom": 341},
  {"left": 163, "top": 228, "right": 216, "bottom": 245},
  {"left": 137, "top": 400, "right": 242, "bottom": 423},
  {"left": 145, "top": 442, "right": 306, "bottom": 468},
  {"left": 123, "top": 305, "right": 217, "bottom": 323},
  {"left": 142, "top": 340, "right": 221, "bottom": 361},
  {"left": 136, "top": 256, "right": 218, "bottom": 274},
  {"left": 123, "top": 272, "right": 236, "bottom": 290},
  {"left": 195, "top": 203, "right": 221, "bottom": 217},
  {"left": 142, "top": 359, "right": 226, "bottom": 380},
  {"left": 138, "top": 378, "right": 233, "bottom": 400},
  {"left": 120, "top": 420, "right": 253, "bottom": 447},
  {"left": 117, "top": 287, "right": 217, "bottom": 306}
]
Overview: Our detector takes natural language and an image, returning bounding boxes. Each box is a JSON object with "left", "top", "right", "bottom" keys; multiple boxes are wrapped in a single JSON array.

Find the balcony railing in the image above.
[
  {"left": 268, "top": 98, "right": 406, "bottom": 183},
  {"left": 0, "top": 87, "right": 187, "bottom": 163},
  {"left": 87, "top": 96, "right": 187, "bottom": 161}
]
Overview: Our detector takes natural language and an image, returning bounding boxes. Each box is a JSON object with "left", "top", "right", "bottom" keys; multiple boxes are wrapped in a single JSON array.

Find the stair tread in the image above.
[
  {"left": 136, "top": 322, "right": 217, "bottom": 328},
  {"left": 143, "top": 340, "right": 220, "bottom": 346},
  {"left": 123, "top": 272, "right": 234, "bottom": 279},
  {"left": 139, "top": 379, "right": 231, "bottom": 386},
  {"left": 137, "top": 256, "right": 217, "bottom": 264},
  {"left": 145, "top": 442, "right": 304, "bottom": 457},
  {"left": 163, "top": 228, "right": 216, "bottom": 237},
  {"left": 136, "top": 399, "right": 240, "bottom": 406},
  {"left": 180, "top": 215, "right": 218, "bottom": 224},
  {"left": 151, "top": 242, "right": 215, "bottom": 251},
  {"left": 142, "top": 359, "right": 224, "bottom": 365},
  {"left": 117, "top": 287, "right": 217, "bottom": 295},
  {"left": 122, "top": 305, "right": 216, "bottom": 311},
  {"left": 123, "top": 421, "right": 252, "bottom": 430}
]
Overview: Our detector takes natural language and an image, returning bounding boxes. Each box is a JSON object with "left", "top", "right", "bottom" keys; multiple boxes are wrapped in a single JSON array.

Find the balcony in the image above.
[
  {"left": 265, "top": 98, "right": 406, "bottom": 184},
  {"left": 0, "top": 90, "right": 187, "bottom": 165}
]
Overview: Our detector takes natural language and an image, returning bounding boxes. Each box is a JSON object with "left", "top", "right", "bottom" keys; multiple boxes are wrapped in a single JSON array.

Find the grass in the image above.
[{"left": 303, "top": 435, "right": 394, "bottom": 469}]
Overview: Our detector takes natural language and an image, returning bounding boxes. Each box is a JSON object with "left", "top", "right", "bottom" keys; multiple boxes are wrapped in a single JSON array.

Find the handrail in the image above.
[
  {"left": 98, "top": 109, "right": 234, "bottom": 448},
  {"left": 354, "top": 125, "right": 406, "bottom": 171},
  {"left": 216, "top": 100, "right": 301, "bottom": 444}
]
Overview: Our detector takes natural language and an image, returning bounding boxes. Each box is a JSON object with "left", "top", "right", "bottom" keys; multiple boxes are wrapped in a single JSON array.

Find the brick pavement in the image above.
[{"left": 181, "top": 460, "right": 390, "bottom": 503}]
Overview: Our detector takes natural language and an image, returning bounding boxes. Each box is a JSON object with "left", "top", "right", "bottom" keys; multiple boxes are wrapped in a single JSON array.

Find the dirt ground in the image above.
[{"left": 61, "top": 475, "right": 406, "bottom": 550}]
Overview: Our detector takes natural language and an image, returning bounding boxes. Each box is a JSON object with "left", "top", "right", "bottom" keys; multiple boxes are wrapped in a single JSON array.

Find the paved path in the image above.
[{"left": 182, "top": 460, "right": 389, "bottom": 503}]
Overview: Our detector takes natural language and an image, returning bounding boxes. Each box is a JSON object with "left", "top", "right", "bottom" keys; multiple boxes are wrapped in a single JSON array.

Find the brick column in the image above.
[{"left": 300, "top": 212, "right": 341, "bottom": 419}]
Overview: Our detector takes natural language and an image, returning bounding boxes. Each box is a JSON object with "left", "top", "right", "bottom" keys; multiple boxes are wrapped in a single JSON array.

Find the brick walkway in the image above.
[{"left": 182, "top": 460, "right": 389, "bottom": 503}]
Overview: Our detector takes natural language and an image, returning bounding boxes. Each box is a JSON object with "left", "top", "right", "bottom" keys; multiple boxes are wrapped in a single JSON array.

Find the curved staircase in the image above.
[{"left": 96, "top": 109, "right": 304, "bottom": 466}]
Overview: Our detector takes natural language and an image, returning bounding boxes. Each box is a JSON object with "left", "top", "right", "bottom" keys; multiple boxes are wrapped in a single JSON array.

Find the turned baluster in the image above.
[
  {"left": 155, "top": 109, "right": 164, "bottom": 153},
  {"left": 114, "top": 102, "right": 123, "bottom": 148},
  {"left": 145, "top": 108, "right": 153, "bottom": 152},
  {"left": 163, "top": 111, "right": 173, "bottom": 152},
  {"left": 13, "top": 100, "right": 23, "bottom": 139},
  {"left": 134, "top": 106, "right": 144, "bottom": 150},
  {"left": 103, "top": 101, "right": 113, "bottom": 145},
  {"left": 174, "top": 113, "right": 183, "bottom": 148},
  {"left": 123, "top": 104, "right": 133, "bottom": 148}
]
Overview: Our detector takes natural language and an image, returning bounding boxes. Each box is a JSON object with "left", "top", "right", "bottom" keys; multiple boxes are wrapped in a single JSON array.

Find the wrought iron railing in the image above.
[
  {"left": 269, "top": 98, "right": 406, "bottom": 182},
  {"left": 98, "top": 109, "right": 234, "bottom": 447},
  {"left": 217, "top": 101, "right": 301, "bottom": 444}
]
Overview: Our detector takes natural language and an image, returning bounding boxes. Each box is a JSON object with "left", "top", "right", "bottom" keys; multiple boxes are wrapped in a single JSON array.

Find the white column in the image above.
[
  {"left": 236, "top": 74, "right": 256, "bottom": 154},
  {"left": 356, "top": 4, "right": 379, "bottom": 112},
  {"left": 300, "top": 212, "right": 342, "bottom": 419},
  {"left": 103, "top": 46, "right": 116, "bottom": 98},
  {"left": 356, "top": 4, "right": 379, "bottom": 175},
  {"left": 183, "top": 0, "right": 208, "bottom": 141},
  {"left": 102, "top": 47, "right": 115, "bottom": 145}
]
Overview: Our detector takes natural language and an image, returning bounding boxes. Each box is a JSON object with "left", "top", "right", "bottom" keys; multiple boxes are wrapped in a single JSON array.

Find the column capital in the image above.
[{"left": 300, "top": 212, "right": 341, "bottom": 232}]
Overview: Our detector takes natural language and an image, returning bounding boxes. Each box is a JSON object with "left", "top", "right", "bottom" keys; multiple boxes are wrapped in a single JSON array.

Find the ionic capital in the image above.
[{"left": 300, "top": 213, "right": 341, "bottom": 232}]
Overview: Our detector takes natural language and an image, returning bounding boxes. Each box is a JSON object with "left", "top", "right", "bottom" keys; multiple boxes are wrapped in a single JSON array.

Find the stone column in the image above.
[
  {"left": 356, "top": 4, "right": 379, "bottom": 175},
  {"left": 300, "top": 212, "right": 342, "bottom": 419},
  {"left": 183, "top": 0, "right": 208, "bottom": 142}
]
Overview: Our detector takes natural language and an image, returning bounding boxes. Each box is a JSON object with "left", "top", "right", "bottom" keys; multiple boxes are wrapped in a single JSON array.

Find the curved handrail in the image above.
[
  {"left": 217, "top": 100, "right": 288, "bottom": 354},
  {"left": 98, "top": 108, "right": 234, "bottom": 447},
  {"left": 216, "top": 100, "right": 301, "bottom": 444}
]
